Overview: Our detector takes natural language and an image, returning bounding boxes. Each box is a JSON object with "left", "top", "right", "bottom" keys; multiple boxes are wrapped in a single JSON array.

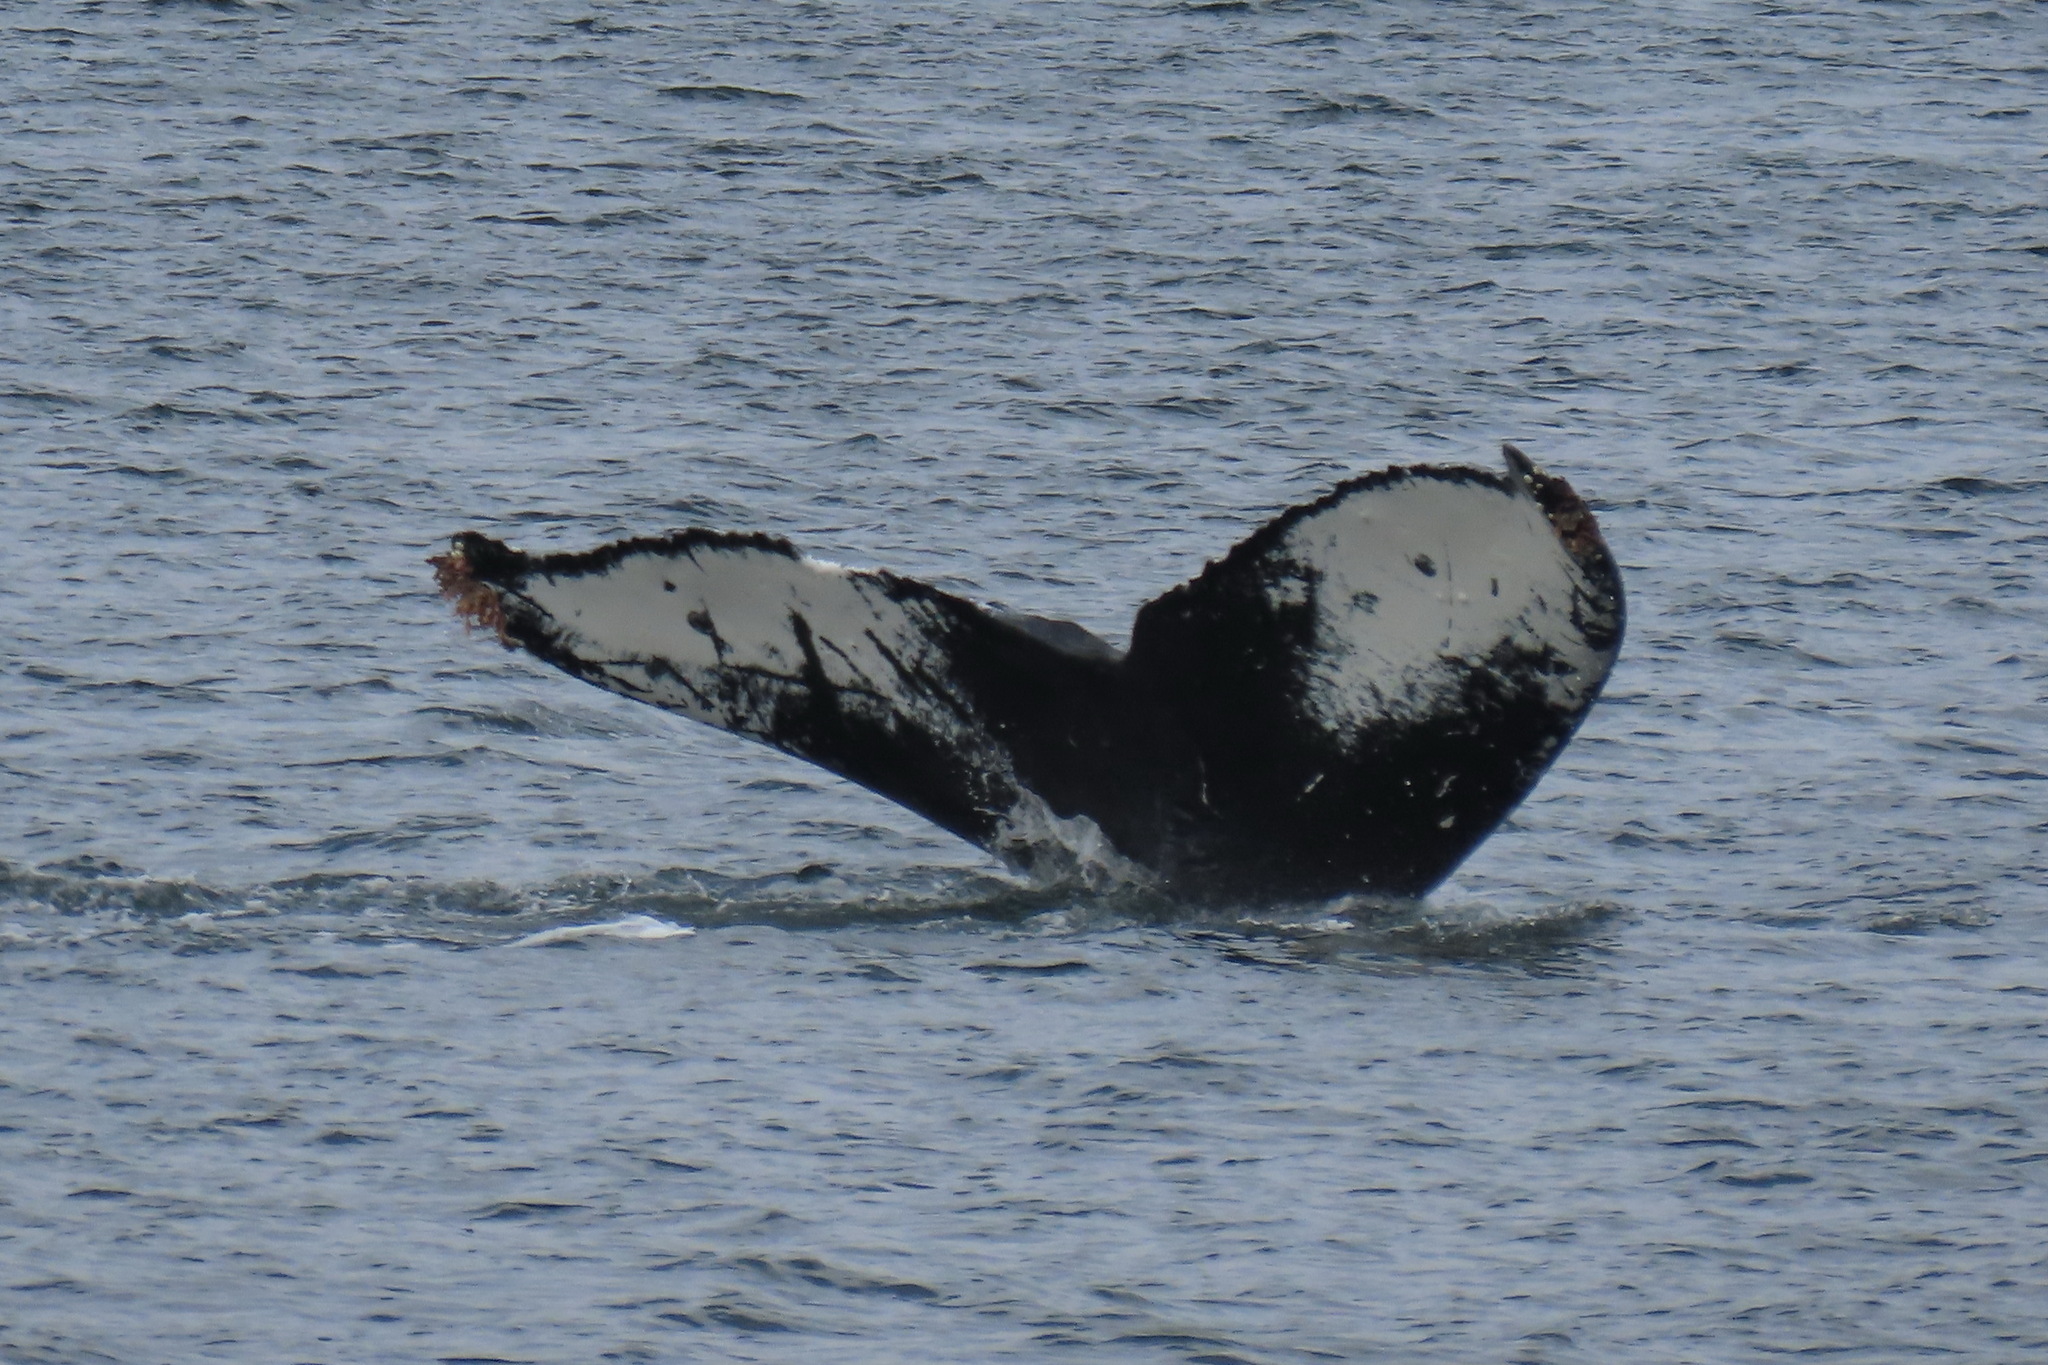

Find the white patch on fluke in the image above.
[
  {"left": 509, "top": 542, "right": 1011, "bottom": 784},
  {"left": 1274, "top": 475, "right": 1608, "bottom": 737}
]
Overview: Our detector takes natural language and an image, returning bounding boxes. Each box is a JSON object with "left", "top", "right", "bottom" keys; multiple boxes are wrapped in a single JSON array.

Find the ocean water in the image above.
[{"left": 3, "top": 1, "right": 2046, "bottom": 1361}]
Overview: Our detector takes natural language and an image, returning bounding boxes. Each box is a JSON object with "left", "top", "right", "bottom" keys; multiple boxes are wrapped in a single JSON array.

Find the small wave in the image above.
[
  {"left": 0, "top": 384, "right": 94, "bottom": 411},
  {"left": 1176, "top": 895, "right": 1625, "bottom": 966},
  {"left": 1136, "top": 394, "right": 1234, "bottom": 417},
  {"left": 1929, "top": 474, "right": 2035, "bottom": 497},
  {"left": 274, "top": 814, "right": 495, "bottom": 855},
  {"left": 1472, "top": 240, "right": 1600, "bottom": 260},
  {"left": 1360, "top": 898, "right": 1623, "bottom": 959},
  {"left": 658, "top": 84, "right": 804, "bottom": 105},
  {"left": 474, "top": 1200, "right": 587, "bottom": 1221},
  {"left": 1282, "top": 92, "right": 1435, "bottom": 123},
  {"left": 416, "top": 701, "right": 646, "bottom": 739},
  {"left": 474, "top": 209, "right": 668, "bottom": 230}
]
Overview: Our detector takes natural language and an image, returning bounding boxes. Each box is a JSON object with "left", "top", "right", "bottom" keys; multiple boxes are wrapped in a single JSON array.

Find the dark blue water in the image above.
[{"left": 3, "top": 2, "right": 2045, "bottom": 1361}]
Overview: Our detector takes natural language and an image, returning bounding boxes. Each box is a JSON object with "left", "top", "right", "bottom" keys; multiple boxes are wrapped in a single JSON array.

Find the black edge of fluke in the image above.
[{"left": 431, "top": 447, "right": 1625, "bottom": 902}]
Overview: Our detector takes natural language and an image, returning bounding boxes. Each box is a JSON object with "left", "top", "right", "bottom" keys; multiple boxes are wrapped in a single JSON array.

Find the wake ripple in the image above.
[{"left": 0, "top": 857, "right": 1618, "bottom": 964}]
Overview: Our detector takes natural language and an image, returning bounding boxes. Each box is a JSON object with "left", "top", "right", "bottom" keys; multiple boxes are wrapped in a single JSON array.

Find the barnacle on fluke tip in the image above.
[
  {"left": 429, "top": 545, "right": 510, "bottom": 645},
  {"left": 434, "top": 445, "right": 1623, "bottom": 899}
]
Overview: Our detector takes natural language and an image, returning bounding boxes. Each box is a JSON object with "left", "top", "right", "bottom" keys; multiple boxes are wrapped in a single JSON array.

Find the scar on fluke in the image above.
[{"left": 432, "top": 445, "right": 1624, "bottom": 899}]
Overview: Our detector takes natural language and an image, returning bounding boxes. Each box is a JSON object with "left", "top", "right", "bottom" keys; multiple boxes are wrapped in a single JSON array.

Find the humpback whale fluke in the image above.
[{"left": 432, "top": 446, "right": 1623, "bottom": 900}]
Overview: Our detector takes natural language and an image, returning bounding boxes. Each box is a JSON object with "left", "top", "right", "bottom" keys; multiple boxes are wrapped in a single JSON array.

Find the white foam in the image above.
[
  {"left": 992, "top": 791, "right": 1158, "bottom": 892},
  {"left": 504, "top": 914, "right": 696, "bottom": 948}
]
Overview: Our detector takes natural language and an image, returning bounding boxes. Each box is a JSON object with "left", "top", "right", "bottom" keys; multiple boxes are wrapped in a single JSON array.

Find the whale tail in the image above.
[{"left": 433, "top": 445, "right": 1623, "bottom": 899}]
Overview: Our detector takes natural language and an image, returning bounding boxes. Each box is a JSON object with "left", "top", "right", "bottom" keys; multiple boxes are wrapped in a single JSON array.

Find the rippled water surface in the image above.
[{"left": 4, "top": 1, "right": 2046, "bottom": 1361}]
